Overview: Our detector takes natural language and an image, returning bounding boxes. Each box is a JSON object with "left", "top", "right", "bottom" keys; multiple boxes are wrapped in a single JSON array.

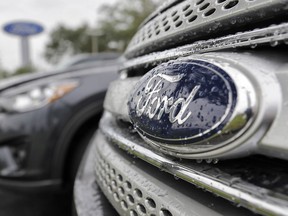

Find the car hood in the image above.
[{"left": 0, "top": 60, "right": 121, "bottom": 91}]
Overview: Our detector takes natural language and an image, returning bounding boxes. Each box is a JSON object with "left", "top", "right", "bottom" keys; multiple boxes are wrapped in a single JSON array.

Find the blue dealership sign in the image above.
[{"left": 3, "top": 21, "right": 44, "bottom": 37}]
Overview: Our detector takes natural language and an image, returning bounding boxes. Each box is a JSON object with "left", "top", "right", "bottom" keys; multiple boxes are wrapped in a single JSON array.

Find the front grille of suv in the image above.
[
  {"left": 91, "top": 0, "right": 288, "bottom": 215},
  {"left": 92, "top": 126, "right": 255, "bottom": 216},
  {"left": 125, "top": 0, "right": 288, "bottom": 58}
]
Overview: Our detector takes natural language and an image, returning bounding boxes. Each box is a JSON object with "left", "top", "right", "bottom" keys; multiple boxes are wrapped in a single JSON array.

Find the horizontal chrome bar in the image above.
[
  {"left": 123, "top": 23, "right": 288, "bottom": 71},
  {"left": 92, "top": 131, "right": 250, "bottom": 216},
  {"left": 126, "top": 0, "right": 288, "bottom": 58},
  {"left": 100, "top": 112, "right": 288, "bottom": 216}
]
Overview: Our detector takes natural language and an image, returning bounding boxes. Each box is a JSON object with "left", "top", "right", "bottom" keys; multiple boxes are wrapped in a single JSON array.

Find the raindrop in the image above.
[
  {"left": 211, "top": 87, "right": 219, "bottom": 92},
  {"left": 270, "top": 40, "right": 279, "bottom": 47},
  {"left": 206, "top": 159, "right": 213, "bottom": 163},
  {"left": 174, "top": 174, "right": 179, "bottom": 180},
  {"left": 199, "top": 91, "right": 205, "bottom": 97},
  {"left": 230, "top": 177, "right": 241, "bottom": 185},
  {"left": 250, "top": 43, "right": 257, "bottom": 49},
  {"left": 230, "top": 19, "right": 237, "bottom": 25},
  {"left": 209, "top": 203, "right": 215, "bottom": 207}
]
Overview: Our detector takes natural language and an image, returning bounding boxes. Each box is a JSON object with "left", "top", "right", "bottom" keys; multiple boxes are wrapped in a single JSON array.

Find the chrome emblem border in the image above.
[{"left": 128, "top": 57, "right": 258, "bottom": 156}]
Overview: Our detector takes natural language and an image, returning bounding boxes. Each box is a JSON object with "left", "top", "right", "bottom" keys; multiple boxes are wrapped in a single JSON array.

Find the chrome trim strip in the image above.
[
  {"left": 126, "top": 0, "right": 288, "bottom": 58},
  {"left": 123, "top": 23, "right": 288, "bottom": 71},
  {"left": 100, "top": 112, "right": 288, "bottom": 216},
  {"left": 93, "top": 131, "right": 247, "bottom": 216}
]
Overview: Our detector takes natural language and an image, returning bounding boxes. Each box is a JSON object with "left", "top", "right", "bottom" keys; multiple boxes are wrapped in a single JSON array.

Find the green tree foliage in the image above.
[
  {"left": 43, "top": 0, "right": 160, "bottom": 64},
  {"left": 0, "top": 69, "right": 9, "bottom": 79},
  {"left": 12, "top": 66, "right": 36, "bottom": 76},
  {"left": 0, "top": 66, "right": 36, "bottom": 79},
  {"left": 96, "top": 0, "right": 160, "bottom": 50},
  {"left": 44, "top": 24, "right": 91, "bottom": 64}
]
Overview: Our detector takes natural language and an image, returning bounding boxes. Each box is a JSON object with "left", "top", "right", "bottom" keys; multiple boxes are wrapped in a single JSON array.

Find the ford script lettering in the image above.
[
  {"left": 128, "top": 60, "right": 237, "bottom": 145},
  {"left": 136, "top": 73, "right": 200, "bottom": 125}
]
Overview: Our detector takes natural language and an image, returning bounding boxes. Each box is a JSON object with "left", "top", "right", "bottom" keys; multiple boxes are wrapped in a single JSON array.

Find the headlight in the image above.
[{"left": 0, "top": 80, "right": 79, "bottom": 113}]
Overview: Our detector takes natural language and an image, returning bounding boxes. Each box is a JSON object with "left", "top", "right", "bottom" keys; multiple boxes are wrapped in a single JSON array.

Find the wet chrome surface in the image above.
[
  {"left": 123, "top": 23, "right": 288, "bottom": 72},
  {"left": 125, "top": 0, "right": 288, "bottom": 58},
  {"left": 92, "top": 130, "right": 254, "bottom": 216},
  {"left": 99, "top": 112, "right": 288, "bottom": 216},
  {"left": 106, "top": 52, "right": 285, "bottom": 159}
]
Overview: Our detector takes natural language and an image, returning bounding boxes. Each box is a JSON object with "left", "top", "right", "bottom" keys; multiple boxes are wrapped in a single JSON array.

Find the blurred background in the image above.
[
  {"left": 0, "top": 0, "right": 160, "bottom": 77},
  {"left": 0, "top": 0, "right": 160, "bottom": 216}
]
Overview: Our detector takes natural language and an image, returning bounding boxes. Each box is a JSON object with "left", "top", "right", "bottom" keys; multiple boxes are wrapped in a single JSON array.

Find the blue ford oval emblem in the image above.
[
  {"left": 3, "top": 21, "right": 44, "bottom": 37},
  {"left": 128, "top": 60, "right": 238, "bottom": 147}
]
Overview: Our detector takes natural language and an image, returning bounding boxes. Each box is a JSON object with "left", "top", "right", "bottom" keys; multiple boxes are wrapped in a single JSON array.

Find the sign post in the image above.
[
  {"left": 21, "top": 37, "right": 30, "bottom": 66},
  {"left": 86, "top": 29, "right": 104, "bottom": 53},
  {"left": 3, "top": 21, "right": 44, "bottom": 67}
]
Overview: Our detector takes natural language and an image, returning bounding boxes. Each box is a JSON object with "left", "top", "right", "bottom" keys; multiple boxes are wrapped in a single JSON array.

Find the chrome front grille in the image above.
[
  {"left": 93, "top": 128, "right": 254, "bottom": 216},
  {"left": 123, "top": 23, "right": 288, "bottom": 72},
  {"left": 107, "top": 50, "right": 288, "bottom": 161},
  {"left": 98, "top": 112, "right": 288, "bottom": 216},
  {"left": 93, "top": 1, "right": 288, "bottom": 215},
  {"left": 95, "top": 148, "right": 175, "bottom": 216},
  {"left": 102, "top": 41, "right": 288, "bottom": 216},
  {"left": 125, "top": 0, "right": 288, "bottom": 58}
]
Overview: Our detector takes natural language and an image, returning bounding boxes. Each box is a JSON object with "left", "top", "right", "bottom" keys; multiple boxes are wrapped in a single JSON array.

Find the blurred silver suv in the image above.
[{"left": 74, "top": 0, "right": 288, "bottom": 215}]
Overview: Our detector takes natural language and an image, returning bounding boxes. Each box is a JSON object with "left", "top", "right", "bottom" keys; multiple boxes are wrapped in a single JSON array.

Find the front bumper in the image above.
[
  {"left": 74, "top": 128, "right": 256, "bottom": 216},
  {"left": 74, "top": 2, "right": 288, "bottom": 214}
]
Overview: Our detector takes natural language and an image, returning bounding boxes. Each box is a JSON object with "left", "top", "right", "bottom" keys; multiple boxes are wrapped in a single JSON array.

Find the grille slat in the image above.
[
  {"left": 98, "top": 112, "right": 288, "bottom": 216},
  {"left": 125, "top": 0, "right": 288, "bottom": 58},
  {"left": 123, "top": 22, "right": 288, "bottom": 73},
  {"left": 95, "top": 144, "right": 176, "bottom": 216},
  {"left": 93, "top": 129, "right": 254, "bottom": 216}
]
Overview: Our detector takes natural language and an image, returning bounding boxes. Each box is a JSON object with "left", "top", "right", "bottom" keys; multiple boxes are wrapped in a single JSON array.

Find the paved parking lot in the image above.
[{"left": 0, "top": 189, "right": 71, "bottom": 216}]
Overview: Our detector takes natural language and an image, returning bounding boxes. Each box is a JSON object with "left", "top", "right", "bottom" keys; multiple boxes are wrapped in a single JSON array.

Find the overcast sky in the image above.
[{"left": 0, "top": 0, "right": 116, "bottom": 71}]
